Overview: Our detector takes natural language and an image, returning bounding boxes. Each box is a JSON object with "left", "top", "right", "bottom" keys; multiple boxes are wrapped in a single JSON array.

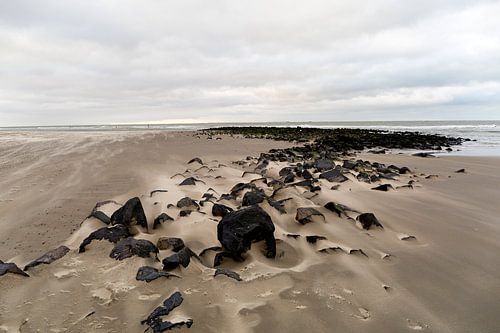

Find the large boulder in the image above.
[
  {"left": 217, "top": 205, "right": 276, "bottom": 259},
  {"left": 212, "top": 203, "right": 233, "bottom": 217},
  {"left": 110, "top": 197, "right": 148, "bottom": 230}
]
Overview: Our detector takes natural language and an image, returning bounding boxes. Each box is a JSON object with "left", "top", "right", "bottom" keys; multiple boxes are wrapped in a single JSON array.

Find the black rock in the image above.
[
  {"left": 230, "top": 182, "right": 257, "bottom": 196},
  {"left": 214, "top": 268, "right": 242, "bottom": 281},
  {"left": 283, "top": 173, "right": 295, "bottom": 183},
  {"left": 219, "top": 193, "right": 235, "bottom": 201},
  {"left": 188, "top": 157, "right": 203, "bottom": 164},
  {"left": 320, "top": 169, "right": 348, "bottom": 183},
  {"left": 212, "top": 203, "right": 233, "bottom": 217},
  {"left": 356, "top": 172, "right": 372, "bottom": 183},
  {"left": 455, "top": 168, "right": 466, "bottom": 173},
  {"left": 295, "top": 207, "right": 325, "bottom": 224},
  {"left": 412, "top": 152, "right": 435, "bottom": 158},
  {"left": 279, "top": 167, "right": 294, "bottom": 177},
  {"left": 324, "top": 202, "right": 358, "bottom": 217},
  {"left": 157, "top": 237, "right": 185, "bottom": 252},
  {"left": 217, "top": 205, "right": 276, "bottom": 259},
  {"left": 153, "top": 213, "right": 174, "bottom": 229},
  {"left": 179, "top": 210, "right": 192, "bottom": 217},
  {"left": 242, "top": 191, "right": 266, "bottom": 206},
  {"left": 109, "top": 238, "right": 158, "bottom": 260},
  {"left": 162, "top": 247, "right": 196, "bottom": 270},
  {"left": 136, "top": 266, "right": 180, "bottom": 282},
  {"left": 148, "top": 319, "right": 193, "bottom": 332},
  {"left": 179, "top": 177, "right": 202, "bottom": 186},
  {"left": 110, "top": 197, "right": 148, "bottom": 230},
  {"left": 176, "top": 197, "right": 199, "bottom": 210},
  {"left": 371, "top": 184, "right": 394, "bottom": 192},
  {"left": 141, "top": 291, "right": 185, "bottom": 330},
  {"left": 356, "top": 213, "right": 383, "bottom": 230},
  {"left": 150, "top": 189, "right": 169, "bottom": 197},
  {"left": 267, "top": 197, "right": 291, "bottom": 214},
  {"left": 399, "top": 166, "right": 411, "bottom": 174},
  {"left": 79, "top": 224, "right": 131, "bottom": 253},
  {"left": 24, "top": 246, "right": 70, "bottom": 271},
  {"left": 342, "top": 160, "right": 357, "bottom": 170},
  {"left": 305, "top": 235, "right": 327, "bottom": 244},
  {"left": 314, "top": 159, "right": 334, "bottom": 171},
  {"left": 0, "top": 260, "right": 29, "bottom": 277},
  {"left": 302, "top": 169, "right": 313, "bottom": 179}
]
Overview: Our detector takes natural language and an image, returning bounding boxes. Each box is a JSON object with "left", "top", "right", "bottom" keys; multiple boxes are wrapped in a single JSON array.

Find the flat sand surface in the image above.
[{"left": 1, "top": 131, "right": 499, "bottom": 333}]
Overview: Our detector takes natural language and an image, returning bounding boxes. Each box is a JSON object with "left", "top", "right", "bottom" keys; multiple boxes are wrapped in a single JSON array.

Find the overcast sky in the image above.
[{"left": 1, "top": 0, "right": 499, "bottom": 125}]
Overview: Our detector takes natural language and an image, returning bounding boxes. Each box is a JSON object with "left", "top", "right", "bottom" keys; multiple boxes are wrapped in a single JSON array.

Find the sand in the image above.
[{"left": 0, "top": 130, "right": 499, "bottom": 333}]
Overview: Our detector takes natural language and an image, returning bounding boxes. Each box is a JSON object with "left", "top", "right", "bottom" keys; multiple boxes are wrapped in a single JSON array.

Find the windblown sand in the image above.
[{"left": 0, "top": 131, "right": 499, "bottom": 333}]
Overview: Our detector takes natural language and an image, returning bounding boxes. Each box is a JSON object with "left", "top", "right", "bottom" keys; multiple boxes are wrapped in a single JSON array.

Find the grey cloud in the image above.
[{"left": 0, "top": 0, "right": 499, "bottom": 125}]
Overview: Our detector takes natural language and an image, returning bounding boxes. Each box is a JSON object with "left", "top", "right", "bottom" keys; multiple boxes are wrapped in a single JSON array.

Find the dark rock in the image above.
[
  {"left": 141, "top": 291, "right": 185, "bottom": 330},
  {"left": 150, "top": 189, "right": 169, "bottom": 197},
  {"left": 356, "top": 213, "right": 383, "bottom": 230},
  {"left": 157, "top": 237, "right": 185, "bottom": 252},
  {"left": 0, "top": 261, "right": 29, "bottom": 277},
  {"left": 302, "top": 169, "right": 313, "bottom": 179},
  {"left": 79, "top": 224, "right": 131, "bottom": 253},
  {"left": 267, "top": 197, "right": 291, "bottom": 214},
  {"left": 89, "top": 210, "right": 111, "bottom": 224},
  {"left": 286, "top": 234, "right": 301, "bottom": 239},
  {"left": 111, "top": 197, "right": 148, "bottom": 230},
  {"left": 371, "top": 184, "right": 394, "bottom": 192},
  {"left": 188, "top": 157, "right": 203, "bottom": 164},
  {"left": 212, "top": 203, "right": 233, "bottom": 217},
  {"left": 179, "top": 210, "right": 192, "bottom": 217},
  {"left": 214, "top": 268, "right": 242, "bottom": 281},
  {"left": 109, "top": 238, "right": 158, "bottom": 260},
  {"left": 314, "top": 159, "right": 334, "bottom": 171},
  {"left": 324, "top": 202, "right": 357, "bottom": 217},
  {"left": 283, "top": 173, "right": 295, "bottom": 183},
  {"left": 219, "top": 193, "right": 235, "bottom": 201},
  {"left": 136, "top": 266, "right": 180, "bottom": 282},
  {"left": 242, "top": 191, "right": 266, "bottom": 206},
  {"left": 342, "top": 160, "right": 357, "bottom": 170},
  {"left": 305, "top": 235, "right": 327, "bottom": 244},
  {"left": 148, "top": 319, "right": 193, "bottom": 332},
  {"left": 230, "top": 182, "right": 256, "bottom": 195},
  {"left": 217, "top": 205, "right": 276, "bottom": 259},
  {"left": 295, "top": 207, "right": 325, "bottom": 224},
  {"left": 356, "top": 172, "right": 372, "bottom": 183},
  {"left": 320, "top": 169, "right": 348, "bottom": 183},
  {"left": 455, "top": 168, "right": 466, "bottom": 173},
  {"left": 176, "top": 197, "right": 199, "bottom": 210},
  {"left": 162, "top": 247, "right": 197, "bottom": 270},
  {"left": 153, "top": 213, "right": 174, "bottom": 229},
  {"left": 412, "top": 152, "right": 435, "bottom": 158},
  {"left": 179, "top": 177, "right": 198, "bottom": 186},
  {"left": 279, "top": 167, "right": 294, "bottom": 177},
  {"left": 24, "top": 246, "right": 70, "bottom": 271},
  {"left": 399, "top": 167, "right": 411, "bottom": 174}
]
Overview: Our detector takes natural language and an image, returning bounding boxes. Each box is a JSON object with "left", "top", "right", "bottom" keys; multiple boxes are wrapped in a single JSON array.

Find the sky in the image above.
[{"left": 0, "top": 0, "right": 499, "bottom": 125}]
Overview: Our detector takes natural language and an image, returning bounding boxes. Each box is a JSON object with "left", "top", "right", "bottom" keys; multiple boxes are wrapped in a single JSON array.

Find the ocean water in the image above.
[{"left": 1, "top": 120, "right": 499, "bottom": 156}]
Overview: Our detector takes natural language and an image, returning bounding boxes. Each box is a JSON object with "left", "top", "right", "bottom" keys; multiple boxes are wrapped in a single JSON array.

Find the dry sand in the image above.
[{"left": 0, "top": 130, "right": 499, "bottom": 333}]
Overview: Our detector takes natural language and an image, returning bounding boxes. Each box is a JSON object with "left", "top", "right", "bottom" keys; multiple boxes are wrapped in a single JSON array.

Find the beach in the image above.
[{"left": 1, "top": 130, "right": 499, "bottom": 333}]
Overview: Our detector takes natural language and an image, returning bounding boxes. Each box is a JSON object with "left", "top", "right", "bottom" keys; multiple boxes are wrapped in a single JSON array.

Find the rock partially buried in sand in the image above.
[
  {"left": 242, "top": 190, "right": 266, "bottom": 206},
  {"left": 89, "top": 210, "right": 111, "bottom": 224},
  {"left": 371, "top": 184, "right": 394, "bottom": 192},
  {"left": 187, "top": 157, "right": 203, "bottom": 165},
  {"left": 0, "top": 260, "right": 29, "bottom": 277},
  {"left": 295, "top": 207, "right": 325, "bottom": 224},
  {"left": 214, "top": 268, "right": 242, "bottom": 281},
  {"left": 217, "top": 205, "right": 276, "bottom": 260},
  {"left": 157, "top": 237, "right": 185, "bottom": 252},
  {"left": 356, "top": 213, "right": 383, "bottom": 230},
  {"left": 136, "top": 266, "right": 180, "bottom": 282},
  {"left": 305, "top": 235, "right": 327, "bottom": 244},
  {"left": 412, "top": 152, "right": 435, "bottom": 158},
  {"left": 162, "top": 247, "right": 197, "bottom": 270},
  {"left": 176, "top": 197, "right": 199, "bottom": 210},
  {"left": 109, "top": 238, "right": 158, "bottom": 261},
  {"left": 79, "top": 224, "right": 131, "bottom": 253},
  {"left": 455, "top": 168, "right": 466, "bottom": 173},
  {"left": 110, "top": 197, "right": 148, "bottom": 230},
  {"left": 153, "top": 213, "right": 174, "bottom": 229},
  {"left": 211, "top": 203, "right": 233, "bottom": 217},
  {"left": 179, "top": 177, "right": 203, "bottom": 186},
  {"left": 24, "top": 245, "right": 70, "bottom": 271},
  {"left": 314, "top": 159, "right": 334, "bottom": 171},
  {"left": 141, "top": 291, "right": 192, "bottom": 332},
  {"left": 320, "top": 169, "right": 349, "bottom": 183},
  {"left": 324, "top": 201, "right": 358, "bottom": 218}
]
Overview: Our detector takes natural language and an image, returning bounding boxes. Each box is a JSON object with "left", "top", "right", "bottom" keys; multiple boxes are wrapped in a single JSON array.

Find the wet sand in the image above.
[{"left": 1, "top": 131, "right": 499, "bottom": 333}]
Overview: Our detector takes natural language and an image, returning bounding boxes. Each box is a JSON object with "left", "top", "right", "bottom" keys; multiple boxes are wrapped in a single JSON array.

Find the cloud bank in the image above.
[{"left": 0, "top": 0, "right": 499, "bottom": 125}]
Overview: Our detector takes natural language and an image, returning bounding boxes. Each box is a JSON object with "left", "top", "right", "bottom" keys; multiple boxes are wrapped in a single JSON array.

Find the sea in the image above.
[{"left": 1, "top": 120, "right": 499, "bottom": 156}]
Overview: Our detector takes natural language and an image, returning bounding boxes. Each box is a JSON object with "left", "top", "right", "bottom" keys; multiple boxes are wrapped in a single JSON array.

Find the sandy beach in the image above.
[{"left": 1, "top": 130, "right": 499, "bottom": 333}]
